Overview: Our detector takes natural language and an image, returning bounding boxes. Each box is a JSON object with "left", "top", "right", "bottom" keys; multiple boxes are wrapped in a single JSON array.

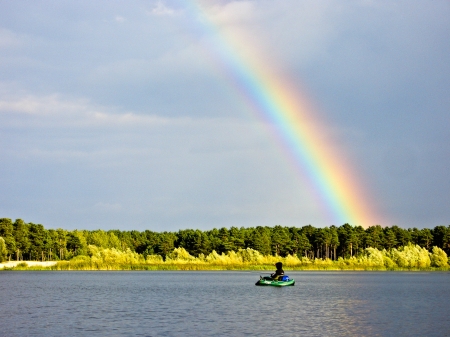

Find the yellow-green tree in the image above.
[
  {"left": 430, "top": 246, "right": 448, "bottom": 267},
  {"left": 0, "top": 237, "right": 7, "bottom": 262}
]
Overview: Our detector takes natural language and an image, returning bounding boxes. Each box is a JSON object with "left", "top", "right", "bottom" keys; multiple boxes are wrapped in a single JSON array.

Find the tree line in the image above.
[{"left": 1, "top": 218, "right": 449, "bottom": 263}]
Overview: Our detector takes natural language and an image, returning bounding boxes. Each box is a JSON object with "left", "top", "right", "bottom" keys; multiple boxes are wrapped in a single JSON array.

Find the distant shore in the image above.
[
  {"left": 1, "top": 244, "right": 449, "bottom": 271},
  {"left": 1, "top": 261, "right": 448, "bottom": 271}
]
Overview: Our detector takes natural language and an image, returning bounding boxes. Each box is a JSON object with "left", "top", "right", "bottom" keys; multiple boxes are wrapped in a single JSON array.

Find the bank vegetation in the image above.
[{"left": 0, "top": 218, "right": 449, "bottom": 270}]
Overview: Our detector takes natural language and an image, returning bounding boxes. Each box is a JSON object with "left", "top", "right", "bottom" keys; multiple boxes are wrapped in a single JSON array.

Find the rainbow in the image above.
[{"left": 188, "top": 1, "right": 379, "bottom": 227}]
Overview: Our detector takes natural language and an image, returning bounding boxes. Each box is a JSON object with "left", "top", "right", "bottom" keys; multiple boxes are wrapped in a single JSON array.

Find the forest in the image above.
[{"left": 0, "top": 218, "right": 449, "bottom": 270}]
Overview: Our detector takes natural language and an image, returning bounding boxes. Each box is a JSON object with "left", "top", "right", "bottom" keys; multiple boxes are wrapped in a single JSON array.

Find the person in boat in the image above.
[{"left": 270, "top": 262, "right": 284, "bottom": 280}]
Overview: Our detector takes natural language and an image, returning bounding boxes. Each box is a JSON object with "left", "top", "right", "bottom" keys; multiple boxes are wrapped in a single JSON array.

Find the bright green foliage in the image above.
[
  {"left": 107, "top": 232, "right": 122, "bottom": 250},
  {"left": 166, "top": 247, "right": 195, "bottom": 261},
  {"left": 362, "top": 247, "right": 385, "bottom": 267},
  {"left": 87, "top": 245, "right": 145, "bottom": 267},
  {"left": 87, "top": 230, "right": 108, "bottom": 247},
  {"left": 204, "top": 250, "right": 245, "bottom": 265},
  {"left": 204, "top": 250, "right": 232, "bottom": 264},
  {"left": 430, "top": 246, "right": 448, "bottom": 267},
  {"left": 145, "top": 254, "right": 163, "bottom": 263},
  {"left": 5, "top": 244, "right": 450, "bottom": 270},
  {"left": 383, "top": 255, "right": 397, "bottom": 268},
  {"left": 236, "top": 248, "right": 264, "bottom": 263},
  {"left": 87, "top": 230, "right": 121, "bottom": 250},
  {"left": 0, "top": 237, "right": 7, "bottom": 262},
  {"left": 388, "top": 243, "right": 431, "bottom": 268},
  {"left": 0, "top": 218, "right": 15, "bottom": 258}
]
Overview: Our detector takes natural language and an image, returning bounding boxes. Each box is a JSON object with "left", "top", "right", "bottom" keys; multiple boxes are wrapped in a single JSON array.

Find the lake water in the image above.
[{"left": 1, "top": 271, "right": 449, "bottom": 336}]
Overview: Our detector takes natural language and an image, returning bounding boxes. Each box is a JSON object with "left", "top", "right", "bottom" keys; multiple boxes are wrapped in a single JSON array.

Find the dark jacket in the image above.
[{"left": 271, "top": 262, "right": 284, "bottom": 280}]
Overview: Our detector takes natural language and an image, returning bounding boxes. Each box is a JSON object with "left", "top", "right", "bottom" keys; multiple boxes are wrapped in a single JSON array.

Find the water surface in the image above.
[{"left": 1, "top": 271, "right": 449, "bottom": 336}]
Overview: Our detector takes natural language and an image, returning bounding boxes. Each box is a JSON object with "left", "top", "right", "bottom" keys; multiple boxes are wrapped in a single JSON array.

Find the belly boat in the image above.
[{"left": 255, "top": 275, "right": 295, "bottom": 287}]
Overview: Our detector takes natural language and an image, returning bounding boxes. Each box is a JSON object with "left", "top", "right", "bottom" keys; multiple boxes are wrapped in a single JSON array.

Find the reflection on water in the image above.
[{"left": 0, "top": 271, "right": 449, "bottom": 336}]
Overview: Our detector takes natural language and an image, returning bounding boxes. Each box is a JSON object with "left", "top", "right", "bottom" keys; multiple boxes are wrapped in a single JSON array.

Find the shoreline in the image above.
[
  {"left": 0, "top": 261, "right": 57, "bottom": 269},
  {"left": 1, "top": 261, "right": 448, "bottom": 271}
]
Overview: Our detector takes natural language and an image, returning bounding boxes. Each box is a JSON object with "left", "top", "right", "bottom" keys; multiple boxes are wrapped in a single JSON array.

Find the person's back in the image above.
[{"left": 271, "top": 262, "right": 284, "bottom": 280}]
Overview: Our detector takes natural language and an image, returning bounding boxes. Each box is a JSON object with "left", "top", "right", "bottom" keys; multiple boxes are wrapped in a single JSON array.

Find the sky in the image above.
[{"left": 0, "top": 0, "right": 449, "bottom": 231}]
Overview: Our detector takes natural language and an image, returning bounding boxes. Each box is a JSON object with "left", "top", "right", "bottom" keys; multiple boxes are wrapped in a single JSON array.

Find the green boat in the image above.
[{"left": 255, "top": 275, "right": 295, "bottom": 287}]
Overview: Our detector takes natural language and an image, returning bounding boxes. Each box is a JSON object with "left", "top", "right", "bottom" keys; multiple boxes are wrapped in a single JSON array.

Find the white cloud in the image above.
[
  {"left": 0, "top": 28, "right": 23, "bottom": 48},
  {"left": 0, "top": 91, "right": 172, "bottom": 127},
  {"left": 149, "top": 1, "right": 178, "bottom": 16},
  {"left": 115, "top": 16, "right": 125, "bottom": 23},
  {"left": 205, "top": 1, "right": 256, "bottom": 26}
]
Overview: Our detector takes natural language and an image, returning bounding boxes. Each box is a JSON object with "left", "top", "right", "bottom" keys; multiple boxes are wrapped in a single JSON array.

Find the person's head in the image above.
[{"left": 275, "top": 262, "right": 283, "bottom": 270}]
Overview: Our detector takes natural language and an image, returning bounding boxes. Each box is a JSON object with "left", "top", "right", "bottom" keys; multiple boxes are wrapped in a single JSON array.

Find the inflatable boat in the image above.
[{"left": 255, "top": 275, "right": 295, "bottom": 286}]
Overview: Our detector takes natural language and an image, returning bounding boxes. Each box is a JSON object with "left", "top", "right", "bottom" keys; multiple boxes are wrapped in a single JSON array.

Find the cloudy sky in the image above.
[{"left": 0, "top": 0, "right": 449, "bottom": 231}]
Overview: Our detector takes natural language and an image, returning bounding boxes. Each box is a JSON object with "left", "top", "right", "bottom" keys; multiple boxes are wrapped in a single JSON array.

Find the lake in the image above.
[{"left": 1, "top": 271, "right": 449, "bottom": 336}]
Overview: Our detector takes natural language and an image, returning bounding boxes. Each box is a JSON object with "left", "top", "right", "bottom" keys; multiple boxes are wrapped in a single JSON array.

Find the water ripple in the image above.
[{"left": 0, "top": 271, "right": 449, "bottom": 336}]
